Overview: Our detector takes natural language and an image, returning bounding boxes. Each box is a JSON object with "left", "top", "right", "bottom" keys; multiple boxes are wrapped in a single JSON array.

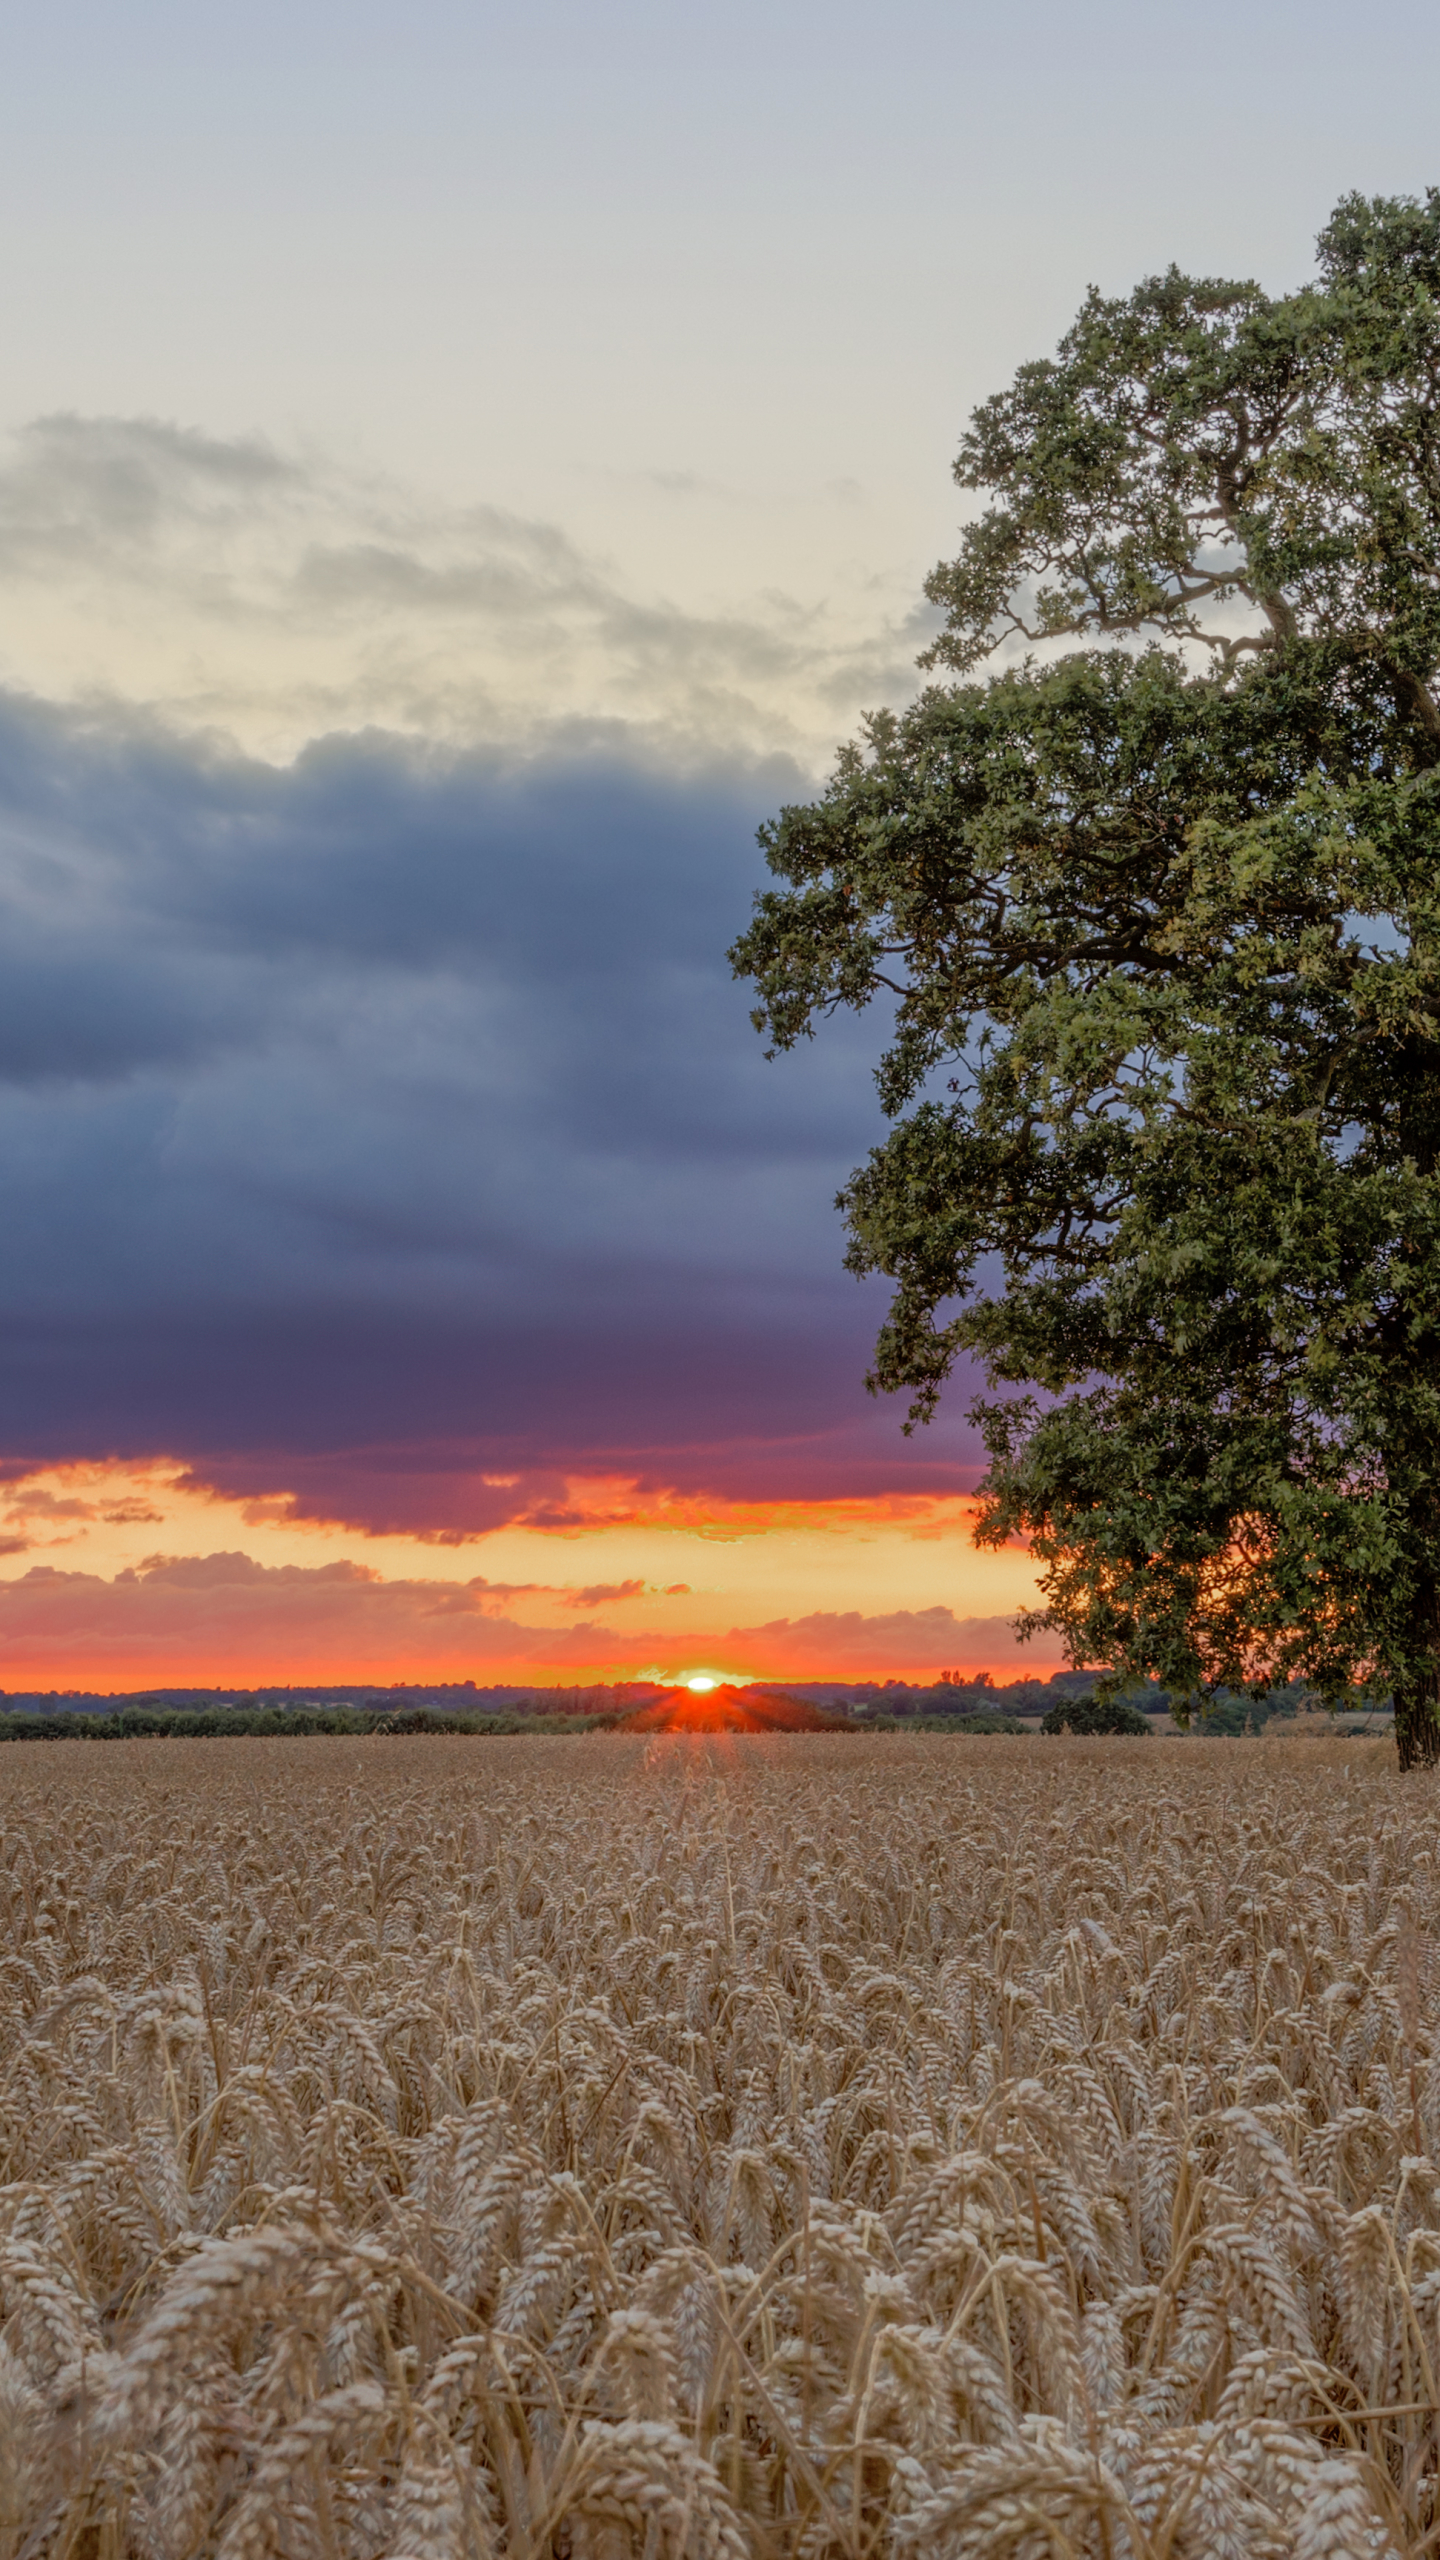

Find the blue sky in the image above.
[{"left": 0, "top": 1, "right": 1434, "bottom": 1676}]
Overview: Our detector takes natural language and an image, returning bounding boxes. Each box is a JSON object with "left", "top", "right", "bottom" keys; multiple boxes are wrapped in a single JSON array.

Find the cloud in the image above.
[
  {"left": 724, "top": 1608, "right": 1068, "bottom": 1672},
  {"left": 0, "top": 415, "right": 938, "bottom": 764},
  {"left": 0, "top": 416, "right": 298, "bottom": 569},
  {"left": 0, "top": 1553, "right": 1049, "bottom": 1690},
  {"left": 0, "top": 696, "right": 986, "bottom": 1523},
  {"left": 0, "top": 1548, "right": 618, "bottom": 1682}
]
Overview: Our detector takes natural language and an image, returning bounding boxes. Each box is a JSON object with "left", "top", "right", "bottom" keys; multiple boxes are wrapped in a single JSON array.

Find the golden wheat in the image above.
[{"left": 0, "top": 1731, "right": 1436, "bottom": 2556}]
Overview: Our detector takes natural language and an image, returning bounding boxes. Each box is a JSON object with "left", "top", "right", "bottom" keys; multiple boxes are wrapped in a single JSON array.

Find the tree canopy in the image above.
[{"left": 731, "top": 191, "right": 1440, "bottom": 1768}]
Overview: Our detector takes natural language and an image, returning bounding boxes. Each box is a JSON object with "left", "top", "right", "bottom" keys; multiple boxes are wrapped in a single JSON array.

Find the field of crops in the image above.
[{"left": 1, "top": 1733, "right": 1437, "bottom": 2558}]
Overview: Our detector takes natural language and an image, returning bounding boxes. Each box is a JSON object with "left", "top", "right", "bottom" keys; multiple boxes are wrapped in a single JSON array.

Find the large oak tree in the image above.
[{"left": 732, "top": 192, "right": 1440, "bottom": 1767}]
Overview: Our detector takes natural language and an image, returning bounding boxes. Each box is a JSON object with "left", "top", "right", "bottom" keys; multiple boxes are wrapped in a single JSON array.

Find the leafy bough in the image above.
[{"left": 733, "top": 193, "right": 1440, "bottom": 1767}]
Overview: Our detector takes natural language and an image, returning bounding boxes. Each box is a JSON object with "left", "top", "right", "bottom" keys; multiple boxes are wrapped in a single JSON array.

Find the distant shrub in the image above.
[
  {"left": 1192, "top": 1696, "right": 1260, "bottom": 1736},
  {"left": 909, "top": 1712, "right": 1027, "bottom": 1735},
  {"left": 1041, "top": 1696, "right": 1151, "bottom": 1737},
  {"left": 1190, "top": 1687, "right": 1309, "bottom": 1735}
]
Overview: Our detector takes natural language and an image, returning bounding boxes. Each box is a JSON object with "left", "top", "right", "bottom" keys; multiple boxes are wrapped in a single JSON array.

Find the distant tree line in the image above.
[
  {"left": 0, "top": 1703, "right": 623, "bottom": 1743},
  {"left": 0, "top": 1680, "right": 666, "bottom": 1715},
  {"left": 0, "top": 1673, "right": 1389, "bottom": 1743}
]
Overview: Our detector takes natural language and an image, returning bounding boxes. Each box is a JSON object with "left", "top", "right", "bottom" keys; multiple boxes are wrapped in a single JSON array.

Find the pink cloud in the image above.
[
  {"left": 0, "top": 1551, "right": 607, "bottom": 1686},
  {"left": 0, "top": 1558, "right": 1053, "bottom": 1692},
  {"left": 723, "top": 1607, "right": 1068, "bottom": 1675}
]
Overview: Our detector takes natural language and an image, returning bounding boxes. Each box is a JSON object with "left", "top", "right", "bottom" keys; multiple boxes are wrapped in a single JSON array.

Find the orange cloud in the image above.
[
  {"left": 0, "top": 1552, "right": 1055, "bottom": 1692},
  {"left": 0, "top": 1552, "right": 607, "bottom": 1688},
  {"left": 719, "top": 1607, "right": 1068, "bottom": 1677},
  {"left": 0, "top": 1461, "right": 1049, "bottom": 1690},
  {"left": 563, "top": 1579, "right": 645, "bottom": 1609}
]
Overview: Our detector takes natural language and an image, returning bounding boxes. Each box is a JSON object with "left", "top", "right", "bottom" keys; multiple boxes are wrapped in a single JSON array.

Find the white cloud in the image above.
[{"left": 0, "top": 414, "right": 937, "bottom": 766}]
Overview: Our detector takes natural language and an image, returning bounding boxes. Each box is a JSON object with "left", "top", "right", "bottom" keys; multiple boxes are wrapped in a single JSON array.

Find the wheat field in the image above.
[{"left": 2, "top": 1732, "right": 1438, "bottom": 2559}]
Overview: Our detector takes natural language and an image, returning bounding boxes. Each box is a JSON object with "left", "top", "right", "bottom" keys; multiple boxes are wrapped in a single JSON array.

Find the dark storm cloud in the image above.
[{"left": 0, "top": 698, "right": 981, "bottom": 1523}]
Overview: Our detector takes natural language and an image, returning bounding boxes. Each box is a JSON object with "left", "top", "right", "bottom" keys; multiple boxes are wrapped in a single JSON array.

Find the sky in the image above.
[{"left": 0, "top": 0, "right": 1435, "bottom": 1689}]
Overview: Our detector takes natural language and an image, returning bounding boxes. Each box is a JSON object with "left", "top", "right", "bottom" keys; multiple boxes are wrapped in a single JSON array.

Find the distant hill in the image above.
[{"left": 615, "top": 1685, "right": 852, "bottom": 1734}]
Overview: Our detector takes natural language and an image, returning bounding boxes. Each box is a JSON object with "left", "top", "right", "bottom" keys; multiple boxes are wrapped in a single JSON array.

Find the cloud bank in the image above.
[
  {"left": 0, "top": 1548, "right": 1050, "bottom": 1689},
  {"left": 0, "top": 693, "right": 983, "bottom": 1533},
  {"left": 0, "top": 416, "right": 936, "bottom": 763}
]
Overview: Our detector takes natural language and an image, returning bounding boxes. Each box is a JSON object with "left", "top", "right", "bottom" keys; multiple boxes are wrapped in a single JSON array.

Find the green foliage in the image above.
[
  {"left": 928, "top": 1710, "right": 1027, "bottom": 1734},
  {"left": 1189, "top": 1687, "right": 1302, "bottom": 1735},
  {"left": 1191, "top": 1695, "right": 1259, "bottom": 1736},
  {"left": 732, "top": 190, "right": 1440, "bottom": 1769},
  {"left": 860, "top": 1708, "right": 1027, "bottom": 1732},
  {"left": 1041, "top": 1696, "right": 1152, "bottom": 1736}
]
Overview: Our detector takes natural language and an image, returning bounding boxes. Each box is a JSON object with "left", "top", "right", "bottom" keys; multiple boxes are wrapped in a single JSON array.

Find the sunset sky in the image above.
[{"left": 0, "top": 0, "right": 1434, "bottom": 1688}]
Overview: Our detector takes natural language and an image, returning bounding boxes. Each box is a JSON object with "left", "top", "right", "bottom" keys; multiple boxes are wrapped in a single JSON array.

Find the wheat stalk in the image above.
[{"left": 0, "top": 1729, "right": 1434, "bottom": 2554}]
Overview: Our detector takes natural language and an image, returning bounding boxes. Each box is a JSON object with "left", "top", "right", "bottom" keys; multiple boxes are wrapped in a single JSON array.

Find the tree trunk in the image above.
[{"left": 1394, "top": 1674, "right": 1440, "bottom": 1772}]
